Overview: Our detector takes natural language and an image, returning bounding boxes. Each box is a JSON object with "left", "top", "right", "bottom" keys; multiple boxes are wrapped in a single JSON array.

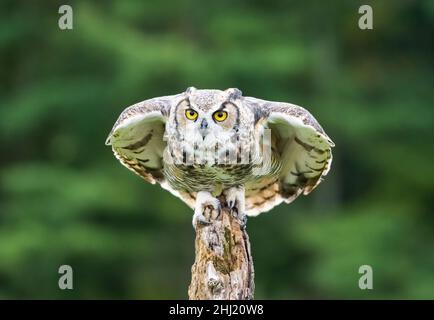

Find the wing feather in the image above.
[
  {"left": 105, "top": 96, "right": 174, "bottom": 184},
  {"left": 245, "top": 97, "right": 334, "bottom": 215}
]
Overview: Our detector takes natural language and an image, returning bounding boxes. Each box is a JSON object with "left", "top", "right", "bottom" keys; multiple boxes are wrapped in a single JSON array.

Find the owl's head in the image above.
[{"left": 174, "top": 87, "right": 243, "bottom": 140}]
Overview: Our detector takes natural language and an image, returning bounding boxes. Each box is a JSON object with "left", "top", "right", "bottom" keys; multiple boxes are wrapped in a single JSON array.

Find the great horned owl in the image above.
[{"left": 106, "top": 87, "right": 334, "bottom": 227}]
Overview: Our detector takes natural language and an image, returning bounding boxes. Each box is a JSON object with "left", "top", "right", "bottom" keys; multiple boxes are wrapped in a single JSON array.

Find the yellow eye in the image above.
[
  {"left": 185, "top": 109, "right": 198, "bottom": 121},
  {"left": 213, "top": 110, "right": 228, "bottom": 122}
]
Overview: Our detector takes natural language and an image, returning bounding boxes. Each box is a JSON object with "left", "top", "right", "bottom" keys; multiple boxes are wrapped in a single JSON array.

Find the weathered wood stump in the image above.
[{"left": 188, "top": 203, "right": 254, "bottom": 300}]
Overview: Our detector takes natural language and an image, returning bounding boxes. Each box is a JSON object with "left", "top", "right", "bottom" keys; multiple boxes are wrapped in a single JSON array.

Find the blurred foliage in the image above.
[{"left": 0, "top": 0, "right": 433, "bottom": 299}]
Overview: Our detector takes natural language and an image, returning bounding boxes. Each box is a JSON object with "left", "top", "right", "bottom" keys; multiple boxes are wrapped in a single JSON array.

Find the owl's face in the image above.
[
  {"left": 174, "top": 88, "right": 241, "bottom": 140},
  {"left": 164, "top": 87, "right": 253, "bottom": 166}
]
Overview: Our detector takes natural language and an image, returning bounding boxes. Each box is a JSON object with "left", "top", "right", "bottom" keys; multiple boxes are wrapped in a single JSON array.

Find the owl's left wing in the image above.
[
  {"left": 105, "top": 96, "right": 174, "bottom": 184},
  {"left": 244, "top": 97, "right": 335, "bottom": 215}
]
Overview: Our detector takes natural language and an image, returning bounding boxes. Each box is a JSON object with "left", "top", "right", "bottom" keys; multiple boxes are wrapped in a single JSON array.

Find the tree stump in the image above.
[{"left": 188, "top": 202, "right": 255, "bottom": 300}]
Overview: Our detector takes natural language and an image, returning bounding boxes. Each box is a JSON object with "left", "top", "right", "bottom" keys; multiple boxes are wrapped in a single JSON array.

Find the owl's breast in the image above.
[
  {"left": 163, "top": 162, "right": 255, "bottom": 192},
  {"left": 163, "top": 133, "right": 282, "bottom": 193}
]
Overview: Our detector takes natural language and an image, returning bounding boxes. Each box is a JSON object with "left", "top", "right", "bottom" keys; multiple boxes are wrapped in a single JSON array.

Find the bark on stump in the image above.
[{"left": 188, "top": 204, "right": 254, "bottom": 300}]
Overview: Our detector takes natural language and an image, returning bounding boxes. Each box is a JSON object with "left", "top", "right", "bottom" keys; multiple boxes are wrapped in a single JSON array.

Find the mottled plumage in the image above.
[{"left": 106, "top": 87, "right": 334, "bottom": 225}]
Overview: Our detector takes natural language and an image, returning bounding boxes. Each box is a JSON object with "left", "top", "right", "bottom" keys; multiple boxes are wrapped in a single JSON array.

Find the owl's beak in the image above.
[{"left": 199, "top": 119, "right": 209, "bottom": 139}]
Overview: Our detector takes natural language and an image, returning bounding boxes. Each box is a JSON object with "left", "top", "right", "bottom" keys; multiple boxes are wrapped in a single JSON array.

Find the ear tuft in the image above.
[
  {"left": 185, "top": 86, "right": 197, "bottom": 95},
  {"left": 226, "top": 88, "right": 242, "bottom": 100}
]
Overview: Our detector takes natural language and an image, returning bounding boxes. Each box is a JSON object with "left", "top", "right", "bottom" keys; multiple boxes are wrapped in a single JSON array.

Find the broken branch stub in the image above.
[{"left": 188, "top": 203, "right": 254, "bottom": 300}]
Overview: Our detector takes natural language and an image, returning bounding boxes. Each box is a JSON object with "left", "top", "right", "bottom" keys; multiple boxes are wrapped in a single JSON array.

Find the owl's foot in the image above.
[
  {"left": 224, "top": 186, "right": 247, "bottom": 227},
  {"left": 192, "top": 191, "right": 221, "bottom": 229}
]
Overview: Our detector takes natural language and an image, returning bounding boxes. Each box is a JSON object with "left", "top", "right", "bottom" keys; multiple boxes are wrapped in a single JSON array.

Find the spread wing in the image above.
[
  {"left": 105, "top": 96, "right": 175, "bottom": 184},
  {"left": 244, "top": 97, "right": 335, "bottom": 216},
  {"left": 106, "top": 95, "right": 197, "bottom": 209}
]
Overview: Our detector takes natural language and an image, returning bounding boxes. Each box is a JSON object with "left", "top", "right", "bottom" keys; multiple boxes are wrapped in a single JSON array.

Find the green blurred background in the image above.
[{"left": 0, "top": 0, "right": 433, "bottom": 299}]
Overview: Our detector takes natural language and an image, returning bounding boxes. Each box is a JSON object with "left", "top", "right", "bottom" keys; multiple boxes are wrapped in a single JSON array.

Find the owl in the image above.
[{"left": 106, "top": 87, "right": 334, "bottom": 227}]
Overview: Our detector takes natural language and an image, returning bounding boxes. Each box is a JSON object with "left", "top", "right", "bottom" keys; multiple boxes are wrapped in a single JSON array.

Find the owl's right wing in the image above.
[
  {"left": 106, "top": 95, "right": 200, "bottom": 209},
  {"left": 105, "top": 96, "right": 174, "bottom": 184}
]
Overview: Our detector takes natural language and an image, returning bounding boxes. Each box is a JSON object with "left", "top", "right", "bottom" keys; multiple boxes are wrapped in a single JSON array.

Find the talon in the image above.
[
  {"left": 239, "top": 214, "right": 248, "bottom": 228},
  {"left": 223, "top": 186, "right": 246, "bottom": 226},
  {"left": 192, "top": 191, "right": 221, "bottom": 229},
  {"left": 192, "top": 211, "right": 211, "bottom": 229},
  {"left": 228, "top": 200, "right": 235, "bottom": 209},
  {"left": 213, "top": 204, "right": 222, "bottom": 219}
]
